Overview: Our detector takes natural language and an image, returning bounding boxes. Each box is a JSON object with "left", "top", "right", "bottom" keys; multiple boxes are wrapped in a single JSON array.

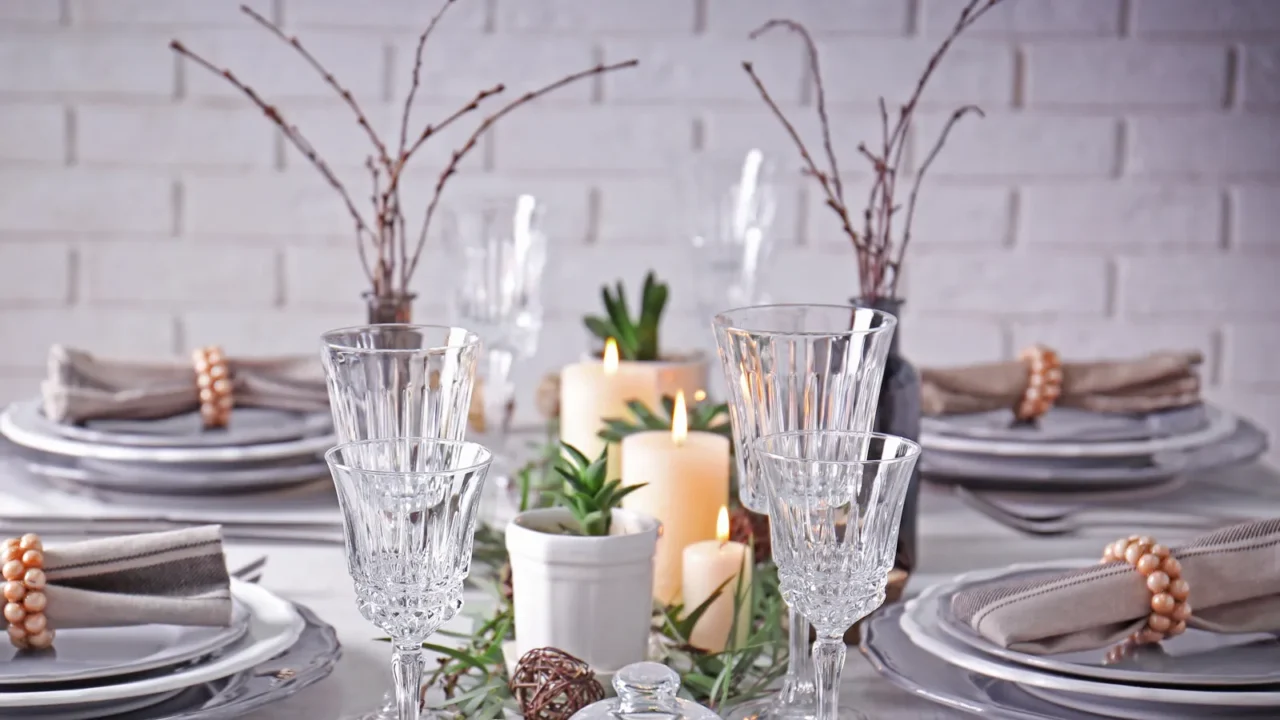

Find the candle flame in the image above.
[
  {"left": 716, "top": 506, "right": 730, "bottom": 543},
  {"left": 671, "top": 390, "right": 688, "bottom": 446},
  {"left": 603, "top": 338, "right": 619, "bottom": 375},
  {"left": 694, "top": 389, "right": 707, "bottom": 402}
]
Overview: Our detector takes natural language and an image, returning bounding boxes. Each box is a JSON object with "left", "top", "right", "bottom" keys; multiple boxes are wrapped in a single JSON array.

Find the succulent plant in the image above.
[
  {"left": 551, "top": 443, "right": 645, "bottom": 536},
  {"left": 583, "top": 271, "right": 669, "bottom": 361},
  {"left": 598, "top": 395, "right": 732, "bottom": 445}
]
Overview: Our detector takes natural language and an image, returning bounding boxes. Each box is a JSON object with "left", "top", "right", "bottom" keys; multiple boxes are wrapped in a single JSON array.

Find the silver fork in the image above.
[{"left": 231, "top": 555, "right": 267, "bottom": 584}]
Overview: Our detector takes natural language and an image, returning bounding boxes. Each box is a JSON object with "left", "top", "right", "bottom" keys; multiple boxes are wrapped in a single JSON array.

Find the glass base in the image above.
[
  {"left": 725, "top": 695, "right": 867, "bottom": 720},
  {"left": 340, "top": 689, "right": 458, "bottom": 720}
]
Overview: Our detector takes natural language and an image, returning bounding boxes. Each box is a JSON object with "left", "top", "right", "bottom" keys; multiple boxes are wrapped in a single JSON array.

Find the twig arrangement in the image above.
[
  {"left": 743, "top": 0, "right": 1003, "bottom": 300},
  {"left": 171, "top": 2, "right": 638, "bottom": 298}
]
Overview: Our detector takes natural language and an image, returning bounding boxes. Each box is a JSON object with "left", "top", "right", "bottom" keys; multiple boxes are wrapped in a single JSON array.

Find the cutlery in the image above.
[
  {"left": 954, "top": 486, "right": 1233, "bottom": 536},
  {"left": 0, "top": 516, "right": 343, "bottom": 544},
  {"left": 231, "top": 555, "right": 268, "bottom": 584}
]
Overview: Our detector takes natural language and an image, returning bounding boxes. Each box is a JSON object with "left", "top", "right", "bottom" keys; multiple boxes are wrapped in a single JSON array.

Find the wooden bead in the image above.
[
  {"left": 1172, "top": 601, "right": 1192, "bottom": 622},
  {"left": 22, "top": 613, "right": 44, "bottom": 634},
  {"left": 192, "top": 349, "right": 209, "bottom": 368},
  {"left": 199, "top": 387, "right": 216, "bottom": 403},
  {"left": 1161, "top": 556, "right": 1182, "bottom": 578},
  {"left": 196, "top": 373, "right": 213, "bottom": 389},
  {"left": 1138, "top": 629, "right": 1164, "bottom": 644},
  {"left": 1151, "top": 592, "right": 1175, "bottom": 615},
  {"left": 216, "top": 395, "right": 233, "bottom": 411},
  {"left": 27, "top": 629, "right": 53, "bottom": 650},
  {"left": 1148, "top": 613, "right": 1172, "bottom": 633},
  {"left": 22, "top": 569, "right": 44, "bottom": 591},
  {"left": 1168, "top": 620, "right": 1186, "bottom": 637},
  {"left": 18, "top": 534, "right": 41, "bottom": 552},
  {"left": 6, "top": 624, "right": 25, "bottom": 641},
  {"left": 209, "top": 363, "right": 228, "bottom": 380},
  {"left": 20, "top": 550, "right": 41, "bottom": 569},
  {"left": 1, "top": 538, "right": 17, "bottom": 550},
  {"left": 22, "top": 591, "right": 45, "bottom": 613},
  {"left": 3, "top": 602, "right": 24, "bottom": 624},
  {"left": 1, "top": 560, "right": 23, "bottom": 581},
  {"left": 1109, "top": 540, "right": 1130, "bottom": 561},
  {"left": 1136, "top": 553, "right": 1162, "bottom": 575},
  {"left": 2, "top": 581, "right": 24, "bottom": 603},
  {"left": 0, "top": 547, "right": 21, "bottom": 564},
  {"left": 1149, "top": 544, "right": 1170, "bottom": 558},
  {"left": 212, "top": 377, "right": 232, "bottom": 394},
  {"left": 1169, "top": 577, "right": 1190, "bottom": 601},
  {"left": 1124, "top": 542, "right": 1148, "bottom": 565},
  {"left": 1146, "top": 570, "right": 1170, "bottom": 593}
]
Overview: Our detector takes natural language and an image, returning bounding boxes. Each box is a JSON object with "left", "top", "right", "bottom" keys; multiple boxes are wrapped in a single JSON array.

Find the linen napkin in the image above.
[
  {"left": 949, "top": 518, "right": 1280, "bottom": 654},
  {"left": 40, "top": 525, "right": 233, "bottom": 629},
  {"left": 921, "top": 350, "right": 1202, "bottom": 416},
  {"left": 42, "top": 345, "right": 329, "bottom": 424}
]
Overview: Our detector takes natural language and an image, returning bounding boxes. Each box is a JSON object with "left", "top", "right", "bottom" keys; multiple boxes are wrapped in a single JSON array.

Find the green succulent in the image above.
[
  {"left": 583, "top": 271, "right": 669, "bottom": 361},
  {"left": 552, "top": 442, "right": 646, "bottom": 536},
  {"left": 599, "top": 394, "right": 733, "bottom": 445}
]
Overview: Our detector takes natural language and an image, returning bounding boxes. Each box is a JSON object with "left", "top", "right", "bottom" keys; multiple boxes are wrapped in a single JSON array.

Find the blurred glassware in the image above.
[{"left": 688, "top": 150, "right": 778, "bottom": 317}]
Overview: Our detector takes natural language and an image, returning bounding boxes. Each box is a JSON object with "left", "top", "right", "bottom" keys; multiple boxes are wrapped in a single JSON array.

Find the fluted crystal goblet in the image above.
[
  {"left": 713, "top": 304, "right": 896, "bottom": 720},
  {"left": 755, "top": 431, "right": 920, "bottom": 720},
  {"left": 327, "top": 438, "right": 492, "bottom": 720}
]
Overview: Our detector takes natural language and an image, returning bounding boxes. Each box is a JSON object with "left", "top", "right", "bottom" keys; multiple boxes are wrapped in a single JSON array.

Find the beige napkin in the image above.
[
  {"left": 921, "top": 350, "right": 1202, "bottom": 416},
  {"left": 42, "top": 345, "right": 329, "bottom": 424},
  {"left": 950, "top": 518, "right": 1280, "bottom": 655},
  {"left": 41, "top": 525, "right": 233, "bottom": 629}
]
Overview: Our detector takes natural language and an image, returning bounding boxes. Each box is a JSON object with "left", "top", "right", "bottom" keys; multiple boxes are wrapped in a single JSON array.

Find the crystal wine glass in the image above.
[
  {"left": 755, "top": 431, "right": 920, "bottom": 720},
  {"left": 326, "top": 437, "right": 493, "bottom": 720},
  {"left": 712, "top": 304, "right": 896, "bottom": 720}
]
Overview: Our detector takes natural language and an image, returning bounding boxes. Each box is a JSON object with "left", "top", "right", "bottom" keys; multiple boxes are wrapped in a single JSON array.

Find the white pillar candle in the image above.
[
  {"left": 560, "top": 338, "right": 658, "bottom": 476},
  {"left": 682, "top": 507, "right": 753, "bottom": 653},
  {"left": 620, "top": 391, "right": 730, "bottom": 604}
]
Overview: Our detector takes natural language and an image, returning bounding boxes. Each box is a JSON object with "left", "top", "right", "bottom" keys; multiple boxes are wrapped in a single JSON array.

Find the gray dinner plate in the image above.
[
  {"left": 0, "top": 690, "right": 184, "bottom": 720},
  {"left": 24, "top": 455, "right": 330, "bottom": 495},
  {"left": 936, "top": 565, "right": 1280, "bottom": 687},
  {"left": 861, "top": 604, "right": 1280, "bottom": 720},
  {"left": 923, "top": 405, "right": 1210, "bottom": 443},
  {"left": 50, "top": 407, "right": 332, "bottom": 449},
  {"left": 0, "top": 600, "right": 251, "bottom": 686}
]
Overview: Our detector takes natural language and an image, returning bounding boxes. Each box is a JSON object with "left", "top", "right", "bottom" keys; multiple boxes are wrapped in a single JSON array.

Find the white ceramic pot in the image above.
[{"left": 506, "top": 508, "right": 660, "bottom": 673}]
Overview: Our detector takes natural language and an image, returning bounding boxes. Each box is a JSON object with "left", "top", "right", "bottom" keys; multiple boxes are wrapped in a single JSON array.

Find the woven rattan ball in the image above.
[{"left": 508, "top": 647, "right": 604, "bottom": 720}]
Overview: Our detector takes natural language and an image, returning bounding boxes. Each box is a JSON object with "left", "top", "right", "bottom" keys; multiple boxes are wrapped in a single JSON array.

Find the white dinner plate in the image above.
[
  {"left": 0, "top": 690, "right": 184, "bottom": 720},
  {"left": 48, "top": 407, "right": 332, "bottom": 449},
  {"left": 0, "top": 581, "right": 304, "bottom": 708},
  {"left": 25, "top": 456, "right": 330, "bottom": 495},
  {"left": 0, "top": 601, "right": 250, "bottom": 685},
  {"left": 901, "top": 571, "right": 1280, "bottom": 707},
  {"left": 922, "top": 405, "right": 1210, "bottom": 444},
  {"left": 0, "top": 401, "right": 335, "bottom": 465}
]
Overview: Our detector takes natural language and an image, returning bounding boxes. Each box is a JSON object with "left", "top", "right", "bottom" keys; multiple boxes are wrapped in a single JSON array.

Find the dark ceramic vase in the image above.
[{"left": 364, "top": 292, "right": 415, "bottom": 324}]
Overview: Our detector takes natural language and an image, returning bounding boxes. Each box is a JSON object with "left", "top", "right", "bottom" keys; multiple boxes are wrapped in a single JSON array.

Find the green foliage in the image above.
[
  {"left": 599, "top": 394, "right": 732, "bottom": 445},
  {"left": 583, "top": 271, "right": 669, "bottom": 361},
  {"left": 551, "top": 443, "right": 646, "bottom": 536}
]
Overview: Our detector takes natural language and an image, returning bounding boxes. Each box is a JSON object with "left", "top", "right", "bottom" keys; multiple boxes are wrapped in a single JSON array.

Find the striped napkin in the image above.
[
  {"left": 42, "top": 345, "right": 328, "bottom": 424},
  {"left": 42, "top": 525, "right": 233, "bottom": 629}
]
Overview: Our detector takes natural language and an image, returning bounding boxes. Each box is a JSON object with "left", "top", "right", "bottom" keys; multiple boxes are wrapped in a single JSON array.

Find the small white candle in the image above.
[
  {"left": 620, "top": 391, "right": 730, "bottom": 604},
  {"left": 559, "top": 338, "right": 659, "bottom": 476},
  {"left": 682, "top": 507, "right": 753, "bottom": 653}
]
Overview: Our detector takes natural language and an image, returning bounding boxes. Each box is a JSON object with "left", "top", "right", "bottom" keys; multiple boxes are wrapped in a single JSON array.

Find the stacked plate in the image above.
[
  {"left": 0, "top": 400, "right": 335, "bottom": 496},
  {"left": 921, "top": 404, "right": 1269, "bottom": 491},
  {"left": 863, "top": 562, "right": 1280, "bottom": 719},
  {"left": 0, "top": 581, "right": 339, "bottom": 720}
]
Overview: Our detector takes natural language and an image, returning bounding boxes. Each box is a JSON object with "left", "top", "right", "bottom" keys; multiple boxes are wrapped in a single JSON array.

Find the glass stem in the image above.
[
  {"left": 778, "top": 605, "right": 816, "bottom": 702},
  {"left": 812, "top": 636, "right": 846, "bottom": 720},
  {"left": 391, "top": 642, "right": 424, "bottom": 720}
]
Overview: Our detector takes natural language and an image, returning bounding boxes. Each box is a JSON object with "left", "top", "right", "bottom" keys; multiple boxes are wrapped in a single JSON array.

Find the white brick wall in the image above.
[{"left": 0, "top": 0, "right": 1276, "bottom": 467}]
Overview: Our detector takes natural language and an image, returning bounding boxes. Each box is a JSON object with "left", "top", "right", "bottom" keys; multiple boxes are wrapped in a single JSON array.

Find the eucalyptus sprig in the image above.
[
  {"left": 583, "top": 271, "right": 669, "bottom": 361},
  {"left": 552, "top": 443, "right": 645, "bottom": 536},
  {"left": 599, "top": 394, "right": 732, "bottom": 445}
]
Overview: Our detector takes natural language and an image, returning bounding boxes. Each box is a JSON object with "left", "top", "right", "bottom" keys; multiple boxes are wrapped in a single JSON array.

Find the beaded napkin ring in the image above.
[
  {"left": 1100, "top": 535, "right": 1191, "bottom": 662},
  {"left": 1015, "top": 344, "right": 1062, "bottom": 422},
  {"left": 193, "top": 346, "right": 233, "bottom": 429},
  {"left": 2, "top": 534, "right": 53, "bottom": 650}
]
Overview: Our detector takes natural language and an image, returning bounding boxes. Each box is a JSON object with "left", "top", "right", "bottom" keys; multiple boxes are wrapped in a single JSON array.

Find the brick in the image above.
[
  {"left": 908, "top": 253, "right": 1109, "bottom": 315},
  {"left": 810, "top": 181, "right": 1012, "bottom": 248},
  {"left": 69, "top": 0, "right": 271, "bottom": 26},
  {"left": 1204, "top": 388, "right": 1280, "bottom": 467},
  {"left": 1117, "top": 257, "right": 1280, "bottom": 316},
  {"left": 0, "top": 35, "right": 174, "bottom": 97},
  {"left": 82, "top": 242, "right": 278, "bottom": 306},
  {"left": 700, "top": 108, "right": 885, "bottom": 177},
  {"left": 1223, "top": 324, "right": 1280, "bottom": 386},
  {"left": 183, "top": 172, "right": 360, "bottom": 239},
  {"left": 183, "top": 310, "right": 357, "bottom": 355},
  {"left": 706, "top": 0, "right": 910, "bottom": 36},
  {"left": 1129, "top": 116, "right": 1280, "bottom": 178},
  {"left": 497, "top": 0, "right": 696, "bottom": 33},
  {"left": 0, "top": 309, "right": 176, "bottom": 368},
  {"left": 763, "top": 248, "right": 865, "bottom": 305},
  {"left": 922, "top": 0, "right": 1122, "bottom": 37},
  {"left": 283, "top": 244, "right": 377, "bottom": 308},
  {"left": 815, "top": 40, "right": 1014, "bottom": 106},
  {"left": 289, "top": 0, "right": 486, "bottom": 31},
  {"left": 0, "top": 1, "right": 60, "bottom": 24},
  {"left": 1021, "top": 185, "right": 1221, "bottom": 248},
  {"left": 0, "top": 170, "right": 172, "bottom": 234},
  {"left": 544, "top": 244, "right": 697, "bottom": 317},
  {"left": 1133, "top": 0, "right": 1280, "bottom": 37},
  {"left": 915, "top": 114, "right": 1118, "bottom": 177},
  {"left": 0, "top": 243, "right": 71, "bottom": 304},
  {"left": 425, "top": 174, "right": 593, "bottom": 244},
  {"left": 1010, "top": 322, "right": 1216, "bottom": 366},
  {"left": 392, "top": 36, "right": 595, "bottom": 103},
  {"left": 0, "top": 105, "right": 65, "bottom": 162},
  {"left": 1243, "top": 45, "right": 1280, "bottom": 109},
  {"left": 492, "top": 108, "right": 695, "bottom": 171},
  {"left": 597, "top": 173, "right": 803, "bottom": 245},
  {"left": 180, "top": 30, "right": 384, "bottom": 102},
  {"left": 1235, "top": 186, "right": 1280, "bottom": 250},
  {"left": 604, "top": 38, "right": 805, "bottom": 104},
  {"left": 897, "top": 315, "right": 1006, "bottom": 366},
  {"left": 280, "top": 102, "right": 481, "bottom": 172},
  {"left": 77, "top": 106, "right": 275, "bottom": 167},
  {"left": 1026, "top": 44, "right": 1228, "bottom": 107},
  {"left": 0, "top": 373, "right": 44, "bottom": 405}
]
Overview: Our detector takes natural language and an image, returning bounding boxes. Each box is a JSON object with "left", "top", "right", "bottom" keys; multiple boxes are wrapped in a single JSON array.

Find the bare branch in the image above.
[
  {"left": 171, "top": 40, "right": 375, "bottom": 285},
  {"left": 393, "top": 83, "right": 506, "bottom": 191},
  {"left": 403, "top": 59, "right": 641, "bottom": 285},
  {"left": 398, "top": 0, "right": 457, "bottom": 159}
]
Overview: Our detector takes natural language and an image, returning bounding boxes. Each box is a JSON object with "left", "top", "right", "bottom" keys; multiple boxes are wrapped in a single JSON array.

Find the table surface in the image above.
[{"left": 218, "top": 460, "right": 1280, "bottom": 720}]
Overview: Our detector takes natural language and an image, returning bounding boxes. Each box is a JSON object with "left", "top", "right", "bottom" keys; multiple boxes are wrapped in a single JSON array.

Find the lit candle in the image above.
[
  {"left": 682, "top": 507, "right": 753, "bottom": 653},
  {"left": 560, "top": 338, "right": 659, "bottom": 478},
  {"left": 620, "top": 391, "right": 731, "bottom": 604}
]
